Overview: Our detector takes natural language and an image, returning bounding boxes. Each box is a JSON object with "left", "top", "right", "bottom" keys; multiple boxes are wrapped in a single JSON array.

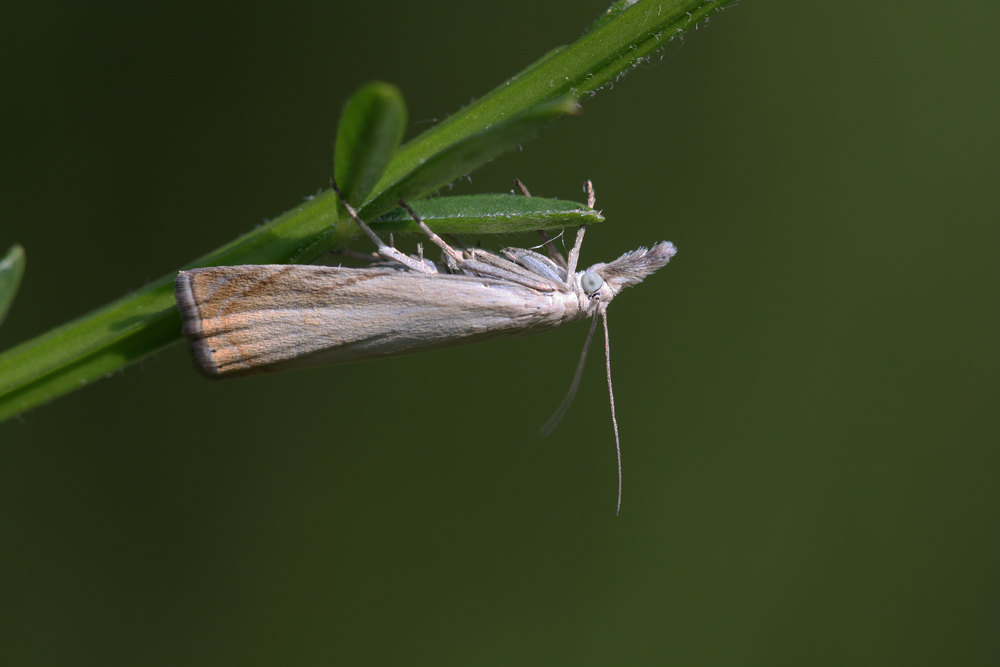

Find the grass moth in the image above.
[{"left": 175, "top": 181, "right": 676, "bottom": 512}]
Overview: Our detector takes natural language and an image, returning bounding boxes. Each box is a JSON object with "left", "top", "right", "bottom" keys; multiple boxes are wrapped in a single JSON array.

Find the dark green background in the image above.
[{"left": 2, "top": 1, "right": 997, "bottom": 664}]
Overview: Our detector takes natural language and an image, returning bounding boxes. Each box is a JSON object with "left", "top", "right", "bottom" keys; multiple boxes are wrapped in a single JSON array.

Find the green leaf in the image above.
[
  {"left": 371, "top": 194, "right": 603, "bottom": 235},
  {"left": 334, "top": 82, "right": 407, "bottom": 207},
  {"left": 360, "top": 97, "right": 579, "bottom": 219},
  {"left": 0, "top": 244, "right": 26, "bottom": 328}
]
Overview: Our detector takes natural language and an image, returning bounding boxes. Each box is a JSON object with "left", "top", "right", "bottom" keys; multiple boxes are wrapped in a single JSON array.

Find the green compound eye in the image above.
[{"left": 581, "top": 271, "right": 604, "bottom": 294}]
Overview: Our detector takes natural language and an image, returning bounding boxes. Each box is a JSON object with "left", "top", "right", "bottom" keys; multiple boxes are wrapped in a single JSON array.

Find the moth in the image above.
[{"left": 175, "top": 181, "right": 676, "bottom": 512}]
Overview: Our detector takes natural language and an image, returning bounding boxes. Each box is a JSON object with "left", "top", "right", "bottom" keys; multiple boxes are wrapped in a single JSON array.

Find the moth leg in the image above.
[
  {"left": 513, "top": 178, "right": 568, "bottom": 269},
  {"left": 564, "top": 226, "right": 587, "bottom": 281},
  {"left": 397, "top": 199, "right": 464, "bottom": 264},
  {"left": 331, "top": 180, "right": 436, "bottom": 274},
  {"left": 563, "top": 180, "right": 596, "bottom": 283}
]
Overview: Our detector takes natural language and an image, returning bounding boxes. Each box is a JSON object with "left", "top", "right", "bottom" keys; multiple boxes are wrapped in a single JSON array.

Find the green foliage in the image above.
[
  {"left": 334, "top": 82, "right": 407, "bottom": 208},
  {"left": 371, "top": 194, "right": 603, "bottom": 235},
  {"left": 0, "top": 0, "right": 735, "bottom": 423},
  {"left": 0, "top": 244, "right": 26, "bottom": 329}
]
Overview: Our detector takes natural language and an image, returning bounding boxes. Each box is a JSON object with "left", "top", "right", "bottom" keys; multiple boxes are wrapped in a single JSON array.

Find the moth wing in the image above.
[{"left": 175, "top": 264, "right": 582, "bottom": 377}]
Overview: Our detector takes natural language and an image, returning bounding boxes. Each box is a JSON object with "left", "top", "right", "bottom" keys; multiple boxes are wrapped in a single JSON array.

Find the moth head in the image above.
[
  {"left": 580, "top": 270, "right": 604, "bottom": 295},
  {"left": 589, "top": 241, "right": 677, "bottom": 297}
]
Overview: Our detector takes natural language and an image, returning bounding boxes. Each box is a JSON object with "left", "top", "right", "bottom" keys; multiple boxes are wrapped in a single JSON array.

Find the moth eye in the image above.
[{"left": 581, "top": 271, "right": 604, "bottom": 294}]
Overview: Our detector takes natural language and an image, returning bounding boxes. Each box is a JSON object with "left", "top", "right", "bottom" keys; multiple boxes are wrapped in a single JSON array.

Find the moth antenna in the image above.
[
  {"left": 538, "top": 229, "right": 566, "bottom": 247},
  {"left": 540, "top": 313, "right": 599, "bottom": 437},
  {"left": 602, "top": 310, "right": 622, "bottom": 515},
  {"left": 538, "top": 230, "right": 568, "bottom": 270}
]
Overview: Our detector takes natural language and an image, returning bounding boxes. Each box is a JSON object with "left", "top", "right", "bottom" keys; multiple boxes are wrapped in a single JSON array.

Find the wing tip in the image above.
[{"left": 175, "top": 270, "right": 224, "bottom": 379}]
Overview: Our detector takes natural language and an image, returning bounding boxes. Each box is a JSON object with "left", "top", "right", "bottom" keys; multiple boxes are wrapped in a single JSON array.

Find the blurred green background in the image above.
[{"left": 1, "top": 1, "right": 997, "bottom": 664}]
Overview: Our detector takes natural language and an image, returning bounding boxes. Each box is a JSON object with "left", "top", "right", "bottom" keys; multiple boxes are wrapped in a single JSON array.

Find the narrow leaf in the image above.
[
  {"left": 334, "top": 82, "right": 407, "bottom": 206},
  {"left": 0, "top": 244, "right": 26, "bottom": 328},
  {"left": 370, "top": 194, "right": 603, "bottom": 235}
]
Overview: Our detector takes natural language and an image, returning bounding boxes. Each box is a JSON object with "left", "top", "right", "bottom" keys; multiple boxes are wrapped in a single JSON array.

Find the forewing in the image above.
[{"left": 175, "top": 264, "right": 583, "bottom": 377}]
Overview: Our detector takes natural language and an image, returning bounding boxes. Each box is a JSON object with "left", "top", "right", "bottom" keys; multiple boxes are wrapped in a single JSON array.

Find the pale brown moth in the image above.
[{"left": 175, "top": 181, "right": 676, "bottom": 512}]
